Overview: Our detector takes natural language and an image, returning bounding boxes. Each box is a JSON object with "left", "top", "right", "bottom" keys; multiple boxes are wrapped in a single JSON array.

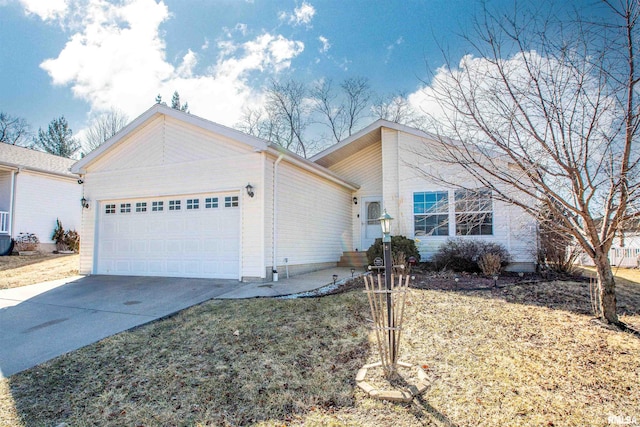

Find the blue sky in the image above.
[{"left": 0, "top": 0, "right": 594, "bottom": 146}]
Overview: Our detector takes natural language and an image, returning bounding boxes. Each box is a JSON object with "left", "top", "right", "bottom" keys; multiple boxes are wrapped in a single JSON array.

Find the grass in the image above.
[
  {"left": 1, "top": 268, "right": 639, "bottom": 426},
  {"left": 0, "top": 253, "right": 79, "bottom": 289}
]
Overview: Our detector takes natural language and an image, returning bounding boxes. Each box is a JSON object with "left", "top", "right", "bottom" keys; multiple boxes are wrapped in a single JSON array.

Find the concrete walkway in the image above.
[
  {"left": 216, "top": 267, "right": 363, "bottom": 298},
  {"left": 0, "top": 267, "right": 364, "bottom": 377}
]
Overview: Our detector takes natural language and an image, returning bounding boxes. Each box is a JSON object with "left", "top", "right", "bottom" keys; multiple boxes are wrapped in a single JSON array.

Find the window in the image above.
[
  {"left": 205, "top": 197, "right": 219, "bottom": 208},
  {"left": 169, "top": 200, "right": 181, "bottom": 211},
  {"left": 366, "top": 202, "right": 381, "bottom": 225},
  {"left": 414, "top": 192, "right": 449, "bottom": 236},
  {"left": 105, "top": 204, "right": 116, "bottom": 214},
  {"left": 187, "top": 199, "right": 200, "bottom": 210},
  {"left": 225, "top": 196, "right": 239, "bottom": 207},
  {"left": 135, "top": 202, "right": 147, "bottom": 213},
  {"left": 455, "top": 188, "right": 493, "bottom": 235},
  {"left": 120, "top": 203, "right": 131, "bottom": 213},
  {"left": 152, "top": 201, "right": 164, "bottom": 212}
]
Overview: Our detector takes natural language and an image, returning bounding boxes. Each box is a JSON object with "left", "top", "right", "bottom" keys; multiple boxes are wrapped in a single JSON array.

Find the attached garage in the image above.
[
  {"left": 96, "top": 193, "right": 240, "bottom": 279},
  {"left": 72, "top": 104, "right": 358, "bottom": 282}
]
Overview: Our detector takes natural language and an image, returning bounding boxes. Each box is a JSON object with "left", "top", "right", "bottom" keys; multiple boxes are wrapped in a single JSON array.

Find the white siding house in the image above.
[
  {"left": 72, "top": 106, "right": 538, "bottom": 283},
  {"left": 0, "top": 144, "right": 82, "bottom": 254},
  {"left": 71, "top": 104, "right": 358, "bottom": 281},
  {"left": 312, "top": 120, "right": 538, "bottom": 270}
]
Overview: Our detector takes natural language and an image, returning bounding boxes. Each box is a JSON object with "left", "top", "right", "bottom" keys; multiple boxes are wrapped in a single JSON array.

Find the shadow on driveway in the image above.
[{"left": 0, "top": 275, "right": 239, "bottom": 378}]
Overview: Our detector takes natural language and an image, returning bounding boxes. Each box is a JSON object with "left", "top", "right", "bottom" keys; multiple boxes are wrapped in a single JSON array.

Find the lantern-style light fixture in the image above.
[
  {"left": 81, "top": 197, "right": 89, "bottom": 209},
  {"left": 378, "top": 209, "right": 393, "bottom": 242},
  {"left": 245, "top": 183, "right": 255, "bottom": 198},
  {"left": 353, "top": 196, "right": 358, "bottom": 205}
]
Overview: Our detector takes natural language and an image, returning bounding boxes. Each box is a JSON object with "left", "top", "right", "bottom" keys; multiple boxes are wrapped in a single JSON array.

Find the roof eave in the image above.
[{"left": 264, "top": 145, "right": 359, "bottom": 191}]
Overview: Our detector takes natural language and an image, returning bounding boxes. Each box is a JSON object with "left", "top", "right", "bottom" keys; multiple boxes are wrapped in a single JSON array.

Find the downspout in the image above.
[
  {"left": 9, "top": 169, "right": 18, "bottom": 237},
  {"left": 272, "top": 154, "right": 284, "bottom": 281}
]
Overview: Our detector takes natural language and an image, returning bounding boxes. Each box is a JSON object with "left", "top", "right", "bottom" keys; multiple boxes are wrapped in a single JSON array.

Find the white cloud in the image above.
[
  {"left": 384, "top": 36, "right": 404, "bottom": 63},
  {"left": 37, "top": 0, "right": 306, "bottom": 128},
  {"left": 280, "top": 2, "right": 315, "bottom": 26},
  {"left": 176, "top": 49, "right": 197, "bottom": 77},
  {"left": 20, "top": 0, "right": 68, "bottom": 20},
  {"left": 318, "top": 35, "right": 330, "bottom": 53}
]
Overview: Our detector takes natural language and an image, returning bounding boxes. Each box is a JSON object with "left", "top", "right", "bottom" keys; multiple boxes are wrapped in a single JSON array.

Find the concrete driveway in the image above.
[{"left": 0, "top": 275, "right": 239, "bottom": 378}]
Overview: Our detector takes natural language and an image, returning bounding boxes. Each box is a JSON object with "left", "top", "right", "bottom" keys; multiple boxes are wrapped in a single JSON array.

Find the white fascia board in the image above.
[
  {"left": 264, "top": 145, "right": 359, "bottom": 191},
  {"left": 0, "top": 160, "right": 78, "bottom": 180}
]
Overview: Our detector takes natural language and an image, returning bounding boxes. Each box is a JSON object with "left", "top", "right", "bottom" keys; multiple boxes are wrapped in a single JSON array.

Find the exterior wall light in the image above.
[
  {"left": 353, "top": 196, "right": 358, "bottom": 205},
  {"left": 81, "top": 197, "right": 89, "bottom": 209},
  {"left": 245, "top": 183, "right": 255, "bottom": 198}
]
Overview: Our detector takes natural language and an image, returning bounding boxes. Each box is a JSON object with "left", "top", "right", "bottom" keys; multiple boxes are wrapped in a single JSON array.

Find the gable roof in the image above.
[
  {"left": 71, "top": 104, "right": 270, "bottom": 174},
  {"left": 71, "top": 104, "right": 359, "bottom": 191},
  {"left": 0, "top": 143, "right": 77, "bottom": 178},
  {"left": 310, "top": 119, "right": 437, "bottom": 168}
]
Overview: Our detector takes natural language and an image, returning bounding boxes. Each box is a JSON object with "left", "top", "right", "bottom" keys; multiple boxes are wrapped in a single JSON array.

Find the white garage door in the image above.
[{"left": 97, "top": 193, "right": 240, "bottom": 279}]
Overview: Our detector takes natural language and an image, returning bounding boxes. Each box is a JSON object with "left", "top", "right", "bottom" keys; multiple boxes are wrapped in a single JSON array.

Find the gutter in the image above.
[
  {"left": 0, "top": 161, "right": 78, "bottom": 180},
  {"left": 264, "top": 146, "right": 359, "bottom": 192}
]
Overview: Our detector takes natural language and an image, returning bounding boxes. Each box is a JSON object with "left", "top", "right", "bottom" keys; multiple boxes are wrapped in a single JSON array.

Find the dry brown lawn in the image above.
[
  {"left": 0, "top": 253, "right": 79, "bottom": 289},
  {"left": 1, "top": 270, "right": 639, "bottom": 426}
]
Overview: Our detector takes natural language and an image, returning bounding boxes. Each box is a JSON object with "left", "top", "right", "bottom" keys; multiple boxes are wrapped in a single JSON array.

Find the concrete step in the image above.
[{"left": 337, "top": 251, "right": 369, "bottom": 268}]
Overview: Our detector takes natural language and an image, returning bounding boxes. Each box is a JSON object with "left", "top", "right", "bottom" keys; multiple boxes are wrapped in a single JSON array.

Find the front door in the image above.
[{"left": 361, "top": 197, "right": 382, "bottom": 250}]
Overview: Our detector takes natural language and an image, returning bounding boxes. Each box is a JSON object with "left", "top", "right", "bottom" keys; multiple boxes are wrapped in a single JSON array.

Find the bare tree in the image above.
[
  {"left": 237, "top": 79, "right": 313, "bottom": 157},
  {"left": 0, "top": 112, "right": 30, "bottom": 146},
  {"left": 311, "top": 77, "right": 372, "bottom": 143},
  {"left": 239, "top": 76, "right": 375, "bottom": 156},
  {"left": 416, "top": 1, "right": 639, "bottom": 327},
  {"left": 372, "top": 91, "right": 426, "bottom": 128},
  {"left": 83, "top": 109, "right": 129, "bottom": 153},
  {"left": 340, "top": 76, "right": 372, "bottom": 137}
]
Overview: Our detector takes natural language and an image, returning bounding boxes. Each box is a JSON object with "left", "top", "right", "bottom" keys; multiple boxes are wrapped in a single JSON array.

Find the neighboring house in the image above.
[
  {"left": 71, "top": 104, "right": 537, "bottom": 281},
  {"left": 580, "top": 221, "right": 640, "bottom": 268},
  {"left": 0, "top": 144, "right": 82, "bottom": 253}
]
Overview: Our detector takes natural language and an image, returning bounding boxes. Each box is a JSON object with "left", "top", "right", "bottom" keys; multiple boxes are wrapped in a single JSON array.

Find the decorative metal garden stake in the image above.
[{"left": 362, "top": 210, "right": 411, "bottom": 379}]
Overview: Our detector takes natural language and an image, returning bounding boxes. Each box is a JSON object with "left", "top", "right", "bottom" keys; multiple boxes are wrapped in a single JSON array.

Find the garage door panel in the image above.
[{"left": 97, "top": 193, "right": 240, "bottom": 279}]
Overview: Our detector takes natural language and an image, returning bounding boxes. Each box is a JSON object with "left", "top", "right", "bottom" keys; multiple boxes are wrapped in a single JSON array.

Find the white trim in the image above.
[{"left": 264, "top": 147, "right": 359, "bottom": 191}]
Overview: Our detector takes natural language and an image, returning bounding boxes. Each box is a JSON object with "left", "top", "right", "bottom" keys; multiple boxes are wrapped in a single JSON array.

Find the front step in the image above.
[{"left": 337, "top": 251, "right": 369, "bottom": 268}]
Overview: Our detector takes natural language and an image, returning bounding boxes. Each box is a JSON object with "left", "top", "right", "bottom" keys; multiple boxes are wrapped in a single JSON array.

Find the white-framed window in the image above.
[
  {"left": 169, "top": 200, "right": 181, "bottom": 211},
  {"left": 135, "top": 202, "right": 147, "bottom": 213},
  {"left": 187, "top": 199, "right": 200, "bottom": 210},
  {"left": 225, "top": 196, "right": 239, "bottom": 207},
  {"left": 413, "top": 191, "right": 449, "bottom": 236},
  {"left": 152, "top": 201, "right": 164, "bottom": 212},
  {"left": 120, "top": 203, "right": 131, "bottom": 213},
  {"left": 105, "top": 204, "right": 116, "bottom": 214},
  {"left": 205, "top": 197, "right": 219, "bottom": 208},
  {"left": 455, "top": 188, "right": 493, "bottom": 235}
]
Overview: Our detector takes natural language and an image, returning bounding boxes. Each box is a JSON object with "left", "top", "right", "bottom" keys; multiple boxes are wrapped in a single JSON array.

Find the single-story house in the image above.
[
  {"left": 71, "top": 104, "right": 537, "bottom": 281},
  {"left": 0, "top": 143, "right": 82, "bottom": 254}
]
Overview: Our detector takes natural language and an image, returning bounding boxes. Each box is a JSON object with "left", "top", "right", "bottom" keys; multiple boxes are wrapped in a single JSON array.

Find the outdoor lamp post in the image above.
[{"left": 378, "top": 209, "right": 395, "bottom": 365}]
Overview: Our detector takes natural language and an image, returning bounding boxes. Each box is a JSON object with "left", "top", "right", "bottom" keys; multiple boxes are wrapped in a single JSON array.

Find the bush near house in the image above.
[
  {"left": 366, "top": 235, "right": 420, "bottom": 267},
  {"left": 14, "top": 233, "right": 39, "bottom": 252},
  {"left": 51, "top": 219, "right": 80, "bottom": 253},
  {"left": 431, "top": 238, "right": 511, "bottom": 273}
]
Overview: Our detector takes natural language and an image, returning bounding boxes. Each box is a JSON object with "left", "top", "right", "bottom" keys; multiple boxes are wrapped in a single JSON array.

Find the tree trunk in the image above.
[{"left": 593, "top": 250, "right": 619, "bottom": 325}]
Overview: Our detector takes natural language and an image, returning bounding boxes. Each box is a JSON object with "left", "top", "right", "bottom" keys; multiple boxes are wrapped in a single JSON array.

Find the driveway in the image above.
[{"left": 0, "top": 275, "right": 239, "bottom": 378}]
